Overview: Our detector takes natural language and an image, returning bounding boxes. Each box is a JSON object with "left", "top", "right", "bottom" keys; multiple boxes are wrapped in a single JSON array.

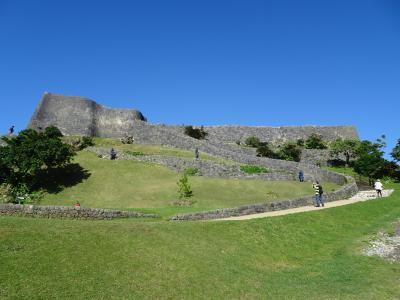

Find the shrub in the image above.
[
  {"left": 177, "top": 173, "right": 193, "bottom": 198},
  {"left": 184, "top": 167, "right": 199, "bottom": 176},
  {"left": 240, "top": 165, "right": 268, "bottom": 174},
  {"left": 245, "top": 136, "right": 261, "bottom": 148},
  {"left": 277, "top": 142, "right": 302, "bottom": 162},
  {"left": 120, "top": 135, "right": 135, "bottom": 144},
  {"left": 0, "top": 183, "right": 13, "bottom": 203},
  {"left": 184, "top": 126, "right": 208, "bottom": 140},
  {"left": 64, "top": 136, "right": 94, "bottom": 151},
  {"left": 126, "top": 151, "right": 144, "bottom": 156},
  {"left": 305, "top": 134, "right": 327, "bottom": 149},
  {"left": 256, "top": 143, "right": 278, "bottom": 158}
]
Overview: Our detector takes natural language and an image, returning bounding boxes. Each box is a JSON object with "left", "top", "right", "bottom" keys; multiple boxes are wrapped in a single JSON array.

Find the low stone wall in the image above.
[
  {"left": 170, "top": 176, "right": 358, "bottom": 220},
  {"left": 0, "top": 204, "right": 158, "bottom": 220}
]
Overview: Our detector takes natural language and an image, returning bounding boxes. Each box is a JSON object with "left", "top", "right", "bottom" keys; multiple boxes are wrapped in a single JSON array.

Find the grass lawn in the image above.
[
  {"left": 40, "top": 151, "right": 338, "bottom": 217},
  {"left": 1, "top": 185, "right": 399, "bottom": 299},
  {"left": 91, "top": 137, "right": 232, "bottom": 163}
]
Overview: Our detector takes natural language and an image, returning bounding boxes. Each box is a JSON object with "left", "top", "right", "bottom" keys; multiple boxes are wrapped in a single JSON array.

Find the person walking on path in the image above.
[
  {"left": 8, "top": 125, "right": 14, "bottom": 136},
  {"left": 313, "top": 181, "right": 324, "bottom": 207},
  {"left": 374, "top": 179, "right": 383, "bottom": 197},
  {"left": 298, "top": 170, "right": 304, "bottom": 182}
]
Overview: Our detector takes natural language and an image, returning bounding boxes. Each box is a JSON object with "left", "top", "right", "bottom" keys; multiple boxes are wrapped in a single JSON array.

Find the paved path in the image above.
[{"left": 217, "top": 189, "right": 394, "bottom": 221}]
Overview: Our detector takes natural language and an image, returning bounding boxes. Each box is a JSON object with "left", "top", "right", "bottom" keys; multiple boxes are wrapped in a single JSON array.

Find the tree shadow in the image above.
[{"left": 36, "top": 163, "right": 91, "bottom": 194}]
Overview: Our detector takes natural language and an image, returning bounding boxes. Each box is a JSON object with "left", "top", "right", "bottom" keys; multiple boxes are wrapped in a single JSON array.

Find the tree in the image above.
[
  {"left": 330, "top": 138, "right": 360, "bottom": 166},
  {"left": 184, "top": 126, "right": 208, "bottom": 140},
  {"left": 277, "top": 142, "right": 302, "bottom": 162},
  {"left": 245, "top": 136, "right": 261, "bottom": 148},
  {"left": 391, "top": 138, "right": 400, "bottom": 162},
  {"left": 0, "top": 126, "right": 75, "bottom": 195},
  {"left": 353, "top": 140, "right": 385, "bottom": 183},
  {"left": 305, "top": 134, "right": 327, "bottom": 149},
  {"left": 177, "top": 173, "right": 193, "bottom": 198},
  {"left": 256, "top": 143, "right": 278, "bottom": 158}
]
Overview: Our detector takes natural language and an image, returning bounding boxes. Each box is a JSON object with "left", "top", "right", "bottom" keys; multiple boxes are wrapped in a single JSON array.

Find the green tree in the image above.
[
  {"left": 353, "top": 140, "right": 385, "bottom": 182},
  {"left": 330, "top": 138, "right": 360, "bottom": 166},
  {"left": 245, "top": 136, "right": 261, "bottom": 148},
  {"left": 391, "top": 138, "right": 400, "bottom": 162},
  {"left": 305, "top": 134, "right": 327, "bottom": 149},
  {"left": 0, "top": 126, "right": 75, "bottom": 195},
  {"left": 277, "top": 142, "right": 302, "bottom": 162},
  {"left": 177, "top": 173, "right": 193, "bottom": 198},
  {"left": 256, "top": 143, "right": 278, "bottom": 158}
]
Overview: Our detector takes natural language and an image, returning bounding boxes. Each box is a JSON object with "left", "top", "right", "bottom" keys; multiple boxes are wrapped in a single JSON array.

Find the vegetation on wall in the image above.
[{"left": 184, "top": 125, "right": 208, "bottom": 140}]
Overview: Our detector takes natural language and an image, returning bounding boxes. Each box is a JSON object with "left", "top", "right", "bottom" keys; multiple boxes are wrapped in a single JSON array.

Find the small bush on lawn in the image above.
[
  {"left": 184, "top": 167, "right": 199, "bottom": 176},
  {"left": 240, "top": 165, "right": 269, "bottom": 174},
  {"left": 126, "top": 151, "right": 145, "bottom": 156},
  {"left": 177, "top": 173, "right": 193, "bottom": 198}
]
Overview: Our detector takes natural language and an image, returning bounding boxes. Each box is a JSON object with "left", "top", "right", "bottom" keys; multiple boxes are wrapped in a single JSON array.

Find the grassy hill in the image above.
[
  {"left": 40, "top": 151, "right": 338, "bottom": 217},
  {"left": 1, "top": 184, "right": 399, "bottom": 299}
]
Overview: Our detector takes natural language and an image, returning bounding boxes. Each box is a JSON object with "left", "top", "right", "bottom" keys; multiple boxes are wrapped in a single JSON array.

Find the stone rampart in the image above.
[
  {"left": 28, "top": 93, "right": 146, "bottom": 137},
  {"left": 0, "top": 203, "right": 158, "bottom": 220}
]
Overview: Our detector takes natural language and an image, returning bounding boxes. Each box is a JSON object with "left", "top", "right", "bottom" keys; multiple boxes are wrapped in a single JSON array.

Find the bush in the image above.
[
  {"left": 277, "top": 142, "right": 302, "bottom": 162},
  {"left": 256, "top": 143, "right": 278, "bottom": 158},
  {"left": 245, "top": 136, "right": 261, "bottom": 148},
  {"left": 64, "top": 136, "right": 94, "bottom": 151},
  {"left": 126, "top": 151, "right": 144, "bottom": 156},
  {"left": 240, "top": 165, "right": 268, "bottom": 174},
  {"left": 120, "top": 135, "right": 135, "bottom": 144},
  {"left": 184, "top": 167, "right": 199, "bottom": 176},
  {"left": 0, "top": 183, "right": 13, "bottom": 203},
  {"left": 184, "top": 126, "right": 208, "bottom": 140},
  {"left": 305, "top": 134, "right": 327, "bottom": 149},
  {"left": 177, "top": 173, "right": 193, "bottom": 199}
]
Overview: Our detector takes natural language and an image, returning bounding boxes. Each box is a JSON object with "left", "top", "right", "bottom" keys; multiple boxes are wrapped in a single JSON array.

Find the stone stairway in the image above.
[{"left": 348, "top": 189, "right": 394, "bottom": 201}]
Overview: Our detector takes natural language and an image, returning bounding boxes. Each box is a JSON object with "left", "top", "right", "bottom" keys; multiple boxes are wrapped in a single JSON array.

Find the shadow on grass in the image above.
[{"left": 36, "top": 163, "right": 91, "bottom": 194}]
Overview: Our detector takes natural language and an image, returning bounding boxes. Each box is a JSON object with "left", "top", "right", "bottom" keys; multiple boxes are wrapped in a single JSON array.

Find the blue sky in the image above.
[{"left": 0, "top": 0, "right": 399, "bottom": 157}]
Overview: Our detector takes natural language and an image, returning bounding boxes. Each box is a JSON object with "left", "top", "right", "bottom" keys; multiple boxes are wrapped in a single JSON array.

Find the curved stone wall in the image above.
[{"left": 170, "top": 176, "right": 358, "bottom": 220}]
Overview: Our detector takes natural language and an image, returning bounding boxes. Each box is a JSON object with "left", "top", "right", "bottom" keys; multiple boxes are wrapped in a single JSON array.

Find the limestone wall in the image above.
[
  {"left": 0, "top": 203, "right": 158, "bottom": 220},
  {"left": 28, "top": 93, "right": 146, "bottom": 137}
]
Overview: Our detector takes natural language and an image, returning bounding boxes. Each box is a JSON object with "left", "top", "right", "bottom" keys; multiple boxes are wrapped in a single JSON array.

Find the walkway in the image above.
[{"left": 217, "top": 189, "right": 394, "bottom": 221}]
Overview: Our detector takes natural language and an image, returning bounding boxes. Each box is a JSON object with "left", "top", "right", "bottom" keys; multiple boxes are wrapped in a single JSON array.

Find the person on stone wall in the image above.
[
  {"left": 313, "top": 181, "right": 324, "bottom": 207},
  {"left": 74, "top": 201, "right": 81, "bottom": 209},
  {"left": 374, "top": 179, "right": 383, "bottom": 197},
  {"left": 8, "top": 125, "right": 14, "bottom": 136},
  {"left": 110, "top": 148, "right": 117, "bottom": 160},
  {"left": 298, "top": 170, "right": 304, "bottom": 182}
]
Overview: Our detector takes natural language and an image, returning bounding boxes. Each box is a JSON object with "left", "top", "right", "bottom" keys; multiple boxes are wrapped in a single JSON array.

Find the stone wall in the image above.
[
  {"left": 170, "top": 176, "right": 358, "bottom": 220},
  {"left": 28, "top": 93, "right": 146, "bottom": 137},
  {"left": 0, "top": 203, "right": 158, "bottom": 220}
]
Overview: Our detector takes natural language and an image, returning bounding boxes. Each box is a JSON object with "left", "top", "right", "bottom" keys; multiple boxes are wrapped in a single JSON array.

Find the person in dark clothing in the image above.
[
  {"left": 298, "top": 170, "right": 304, "bottom": 182},
  {"left": 110, "top": 148, "right": 117, "bottom": 160},
  {"left": 313, "top": 181, "right": 324, "bottom": 207},
  {"left": 8, "top": 125, "right": 14, "bottom": 136},
  {"left": 194, "top": 148, "right": 199, "bottom": 159}
]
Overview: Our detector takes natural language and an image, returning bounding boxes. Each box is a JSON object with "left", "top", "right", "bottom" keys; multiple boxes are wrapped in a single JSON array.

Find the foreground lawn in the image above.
[
  {"left": 1, "top": 187, "right": 399, "bottom": 299},
  {"left": 40, "top": 151, "right": 338, "bottom": 216}
]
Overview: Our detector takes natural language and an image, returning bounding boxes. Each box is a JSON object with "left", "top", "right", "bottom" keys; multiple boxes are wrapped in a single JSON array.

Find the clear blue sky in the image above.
[{"left": 1, "top": 0, "right": 399, "bottom": 157}]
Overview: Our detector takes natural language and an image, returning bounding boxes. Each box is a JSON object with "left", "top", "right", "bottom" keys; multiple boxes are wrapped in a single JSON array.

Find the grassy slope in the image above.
[
  {"left": 1, "top": 187, "right": 399, "bottom": 299},
  {"left": 41, "top": 151, "right": 338, "bottom": 216}
]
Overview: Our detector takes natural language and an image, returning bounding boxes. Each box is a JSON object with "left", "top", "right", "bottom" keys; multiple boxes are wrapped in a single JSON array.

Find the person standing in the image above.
[
  {"left": 374, "top": 179, "right": 383, "bottom": 197},
  {"left": 313, "top": 181, "right": 324, "bottom": 207},
  {"left": 298, "top": 170, "right": 304, "bottom": 182},
  {"left": 194, "top": 148, "right": 199, "bottom": 160},
  {"left": 8, "top": 125, "right": 14, "bottom": 136},
  {"left": 110, "top": 148, "right": 117, "bottom": 160}
]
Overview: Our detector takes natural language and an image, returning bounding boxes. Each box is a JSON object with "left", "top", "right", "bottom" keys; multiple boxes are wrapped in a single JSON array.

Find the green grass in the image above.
[
  {"left": 91, "top": 137, "right": 233, "bottom": 164},
  {"left": 1, "top": 186, "right": 399, "bottom": 299},
  {"left": 240, "top": 164, "right": 269, "bottom": 174},
  {"left": 40, "top": 151, "right": 338, "bottom": 217}
]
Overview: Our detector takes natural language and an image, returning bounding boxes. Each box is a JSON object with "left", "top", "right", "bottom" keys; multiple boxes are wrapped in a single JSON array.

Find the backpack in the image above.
[{"left": 318, "top": 185, "right": 323, "bottom": 195}]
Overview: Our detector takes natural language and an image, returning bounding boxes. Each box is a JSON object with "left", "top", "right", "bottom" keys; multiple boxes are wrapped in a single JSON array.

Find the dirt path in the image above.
[{"left": 216, "top": 189, "right": 394, "bottom": 221}]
